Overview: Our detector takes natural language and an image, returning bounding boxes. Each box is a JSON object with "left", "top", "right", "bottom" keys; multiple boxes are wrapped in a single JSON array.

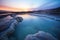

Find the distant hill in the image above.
[{"left": 34, "top": 7, "right": 60, "bottom": 15}]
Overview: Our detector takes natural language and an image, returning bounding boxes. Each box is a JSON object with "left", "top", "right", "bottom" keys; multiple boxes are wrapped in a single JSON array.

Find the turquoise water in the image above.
[{"left": 14, "top": 14, "right": 60, "bottom": 40}]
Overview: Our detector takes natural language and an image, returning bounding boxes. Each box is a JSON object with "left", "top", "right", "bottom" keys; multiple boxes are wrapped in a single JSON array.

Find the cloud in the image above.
[
  {"left": 1, "top": 0, "right": 60, "bottom": 11},
  {"left": 25, "top": 31, "right": 58, "bottom": 40}
]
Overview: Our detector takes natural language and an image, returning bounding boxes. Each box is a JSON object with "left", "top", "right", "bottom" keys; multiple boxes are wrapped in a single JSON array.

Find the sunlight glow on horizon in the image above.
[
  {"left": 0, "top": 6, "right": 32, "bottom": 12},
  {"left": 0, "top": 0, "right": 60, "bottom": 11}
]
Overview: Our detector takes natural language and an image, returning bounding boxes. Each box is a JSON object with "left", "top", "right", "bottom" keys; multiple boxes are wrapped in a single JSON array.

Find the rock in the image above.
[
  {"left": 15, "top": 16, "right": 23, "bottom": 22},
  {"left": 0, "top": 35, "right": 8, "bottom": 40}
]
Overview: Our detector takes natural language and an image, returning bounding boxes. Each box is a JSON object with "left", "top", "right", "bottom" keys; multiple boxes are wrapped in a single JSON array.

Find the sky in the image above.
[{"left": 0, "top": 0, "right": 60, "bottom": 11}]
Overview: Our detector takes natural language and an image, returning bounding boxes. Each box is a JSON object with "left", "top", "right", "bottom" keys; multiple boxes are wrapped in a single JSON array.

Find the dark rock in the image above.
[{"left": 15, "top": 17, "right": 23, "bottom": 22}]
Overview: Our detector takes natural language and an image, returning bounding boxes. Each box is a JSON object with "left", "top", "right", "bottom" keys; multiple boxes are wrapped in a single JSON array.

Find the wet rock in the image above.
[
  {"left": 15, "top": 16, "right": 23, "bottom": 22},
  {"left": 0, "top": 35, "right": 8, "bottom": 40}
]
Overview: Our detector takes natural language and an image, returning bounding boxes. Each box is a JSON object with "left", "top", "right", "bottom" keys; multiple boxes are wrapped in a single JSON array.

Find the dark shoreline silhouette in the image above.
[{"left": 0, "top": 7, "right": 60, "bottom": 16}]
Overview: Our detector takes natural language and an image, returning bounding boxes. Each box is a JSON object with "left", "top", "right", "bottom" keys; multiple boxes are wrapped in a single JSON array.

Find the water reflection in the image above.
[{"left": 14, "top": 14, "right": 60, "bottom": 40}]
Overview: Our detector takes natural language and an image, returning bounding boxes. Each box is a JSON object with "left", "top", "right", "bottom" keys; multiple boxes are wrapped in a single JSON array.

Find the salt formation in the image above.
[
  {"left": 0, "top": 16, "right": 23, "bottom": 40},
  {"left": 25, "top": 31, "right": 57, "bottom": 40}
]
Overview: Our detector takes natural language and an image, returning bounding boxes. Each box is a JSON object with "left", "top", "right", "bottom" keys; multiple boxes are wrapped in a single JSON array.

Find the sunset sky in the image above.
[{"left": 0, "top": 0, "right": 60, "bottom": 11}]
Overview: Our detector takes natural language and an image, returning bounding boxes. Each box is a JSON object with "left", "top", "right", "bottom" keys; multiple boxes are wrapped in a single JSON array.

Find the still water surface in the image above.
[{"left": 14, "top": 14, "right": 60, "bottom": 40}]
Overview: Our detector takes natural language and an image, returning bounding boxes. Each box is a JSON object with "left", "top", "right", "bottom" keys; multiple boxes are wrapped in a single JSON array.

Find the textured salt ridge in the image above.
[{"left": 25, "top": 31, "right": 58, "bottom": 40}]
